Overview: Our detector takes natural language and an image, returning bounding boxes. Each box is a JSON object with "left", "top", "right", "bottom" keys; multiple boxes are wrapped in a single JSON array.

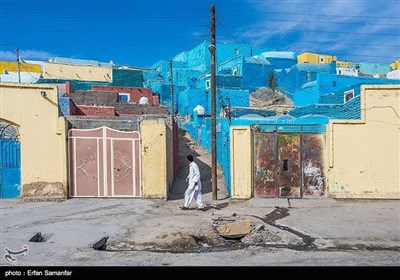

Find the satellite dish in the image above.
[
  {"left": 193, "top": 105, "right": 205, "bottom": 115},
  {"left": 139, "top": 96, "right": 149, "bottom": 105}
]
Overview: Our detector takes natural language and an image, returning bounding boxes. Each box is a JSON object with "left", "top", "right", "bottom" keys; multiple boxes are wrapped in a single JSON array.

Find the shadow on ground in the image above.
[{"left": 167, "top": 129, "right": 228, "bottom": 201}]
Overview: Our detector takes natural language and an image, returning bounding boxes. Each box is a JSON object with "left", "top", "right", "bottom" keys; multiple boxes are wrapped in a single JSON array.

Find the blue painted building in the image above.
[
  {"left": 144, "top": 41, "right": 271, "bottom": 111},
  {"left": 358, "top": 62, "right": 390, "bottom": 76},
  {"left": 144, "top": 40, "right": 400, "bottom": 197},
  {"left": 292, "top": 73, "right": 400, "bottom": 106},
  {"left": 276, "top": 62, "right": 336, "bottom": 100}
]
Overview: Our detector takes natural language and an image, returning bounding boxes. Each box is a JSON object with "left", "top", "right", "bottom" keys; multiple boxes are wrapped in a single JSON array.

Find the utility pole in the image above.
[
  {"left": 169, "top": 59, "right": 174, "bottom": 117},
  {"left": 209, "top": 5, "right": 217, "bottom": 200},
  {"left": 16, "top": 47, "right": 21, "bottom": 83}
]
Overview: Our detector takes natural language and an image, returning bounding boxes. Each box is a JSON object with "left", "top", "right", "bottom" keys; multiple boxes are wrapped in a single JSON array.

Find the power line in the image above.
[
  {"left": 218, "top": 19, "right": 324, "bottom": 97},
  {"left": 1, "top": 6, "right": 209, "bottom": 12},
  {"left": 0, "top": 34, "right": 209, "bottom": 46},
  {"left": 365, "top": 106, "right": 400, "bottom": 120},
  {"left": 218, "top": 16, "right": 400, "bottom": 27},
  {"left": 1, "top": 3, "right": 397, "bottom": 22},
  {"left": 247, "top": 36, "right": 399, "bottom": 49},
  {"left": 2, "top": 13, "right": 398, "bottom": 28},
  {"left": 1, "top": 14, "right": 209, "bottom": 19},
  {"left": 3, "top": 25, "right": 208, "bottom": 33},
  {"left": 220, "top": 8, "right": 400, "bottom": 20},
  {"left": 286, "top": 49, "right": 398, "bottom": 60},
  {"left": 217, "top": 19, "right": 399, "bottom": 100},
  {"left": 223, "top": 24, "right": 399, "bottom": 37},
  {"left": 216, "top": 33, "right": 399, "bottom": 60},
  {"left": 216, "top": 20, "right": 265, "bottom": 66}
]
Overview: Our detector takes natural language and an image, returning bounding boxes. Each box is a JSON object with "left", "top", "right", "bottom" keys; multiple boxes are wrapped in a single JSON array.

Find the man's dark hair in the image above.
[{"left": 187, "top": 155, "right": 193, "bottom": 162}]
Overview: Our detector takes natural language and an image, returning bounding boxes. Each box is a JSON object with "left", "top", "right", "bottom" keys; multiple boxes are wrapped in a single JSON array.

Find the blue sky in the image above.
[{"left": 1, "top": 0, "right": 399, "bottom": 68}]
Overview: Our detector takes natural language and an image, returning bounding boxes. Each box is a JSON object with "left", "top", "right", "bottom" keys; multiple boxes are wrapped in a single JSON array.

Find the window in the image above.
[
  {"left": 283, "top": 159, "right": 288, "bottom": 171},
  {"left": 319, "top": 56, "right": 325, "bottom": 63},
  {"left": 306, "top": 71, "right": 311, "bottom": 82},
  {"left": 344, "top": 89, "right": 354, "bottom": 103},
  {"left": 205, "top": 80, "right": 210, "bottom": 89},
  {"left": 234, "top": 49, "right": 239, "bottom": 55},
  {"left": 119, "top": 93, "right": 130, "bottom": 103},
  {"left": 233, "top": 69, "right": 238, "bottom": 76}
]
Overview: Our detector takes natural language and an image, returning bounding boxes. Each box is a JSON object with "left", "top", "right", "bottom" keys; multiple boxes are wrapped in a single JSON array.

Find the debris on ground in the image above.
[
  {"left": 93, "top": 236, "right": 109, "bottom": 250},
  {"left": 216, "top": 218, "right": 251, "bottom": 239},
  {"left": 249, "top": 87, "right": 293, "bottom": 114},
  {"left": 29, "top": 232, "right": 44, "bottom": 242}
]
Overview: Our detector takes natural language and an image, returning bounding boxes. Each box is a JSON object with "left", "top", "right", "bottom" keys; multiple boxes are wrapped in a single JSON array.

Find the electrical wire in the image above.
[
  {"left": 223, "top": 24, "right": 399, "bottom": 37},
  {"left": 217, "top": 16, "right": 399, "bottom": 27},
  {"left": 220, "top": 7, "right": 400, "bottom": 20},
  {"left": 3, "top": 25, "right": 208, "bottom": 33},
  {"left": 217, "top": 16, "right": 400, "bottom": 122},
  {"left": 0, "top": 34, "right": 209, "bottom": 46}
]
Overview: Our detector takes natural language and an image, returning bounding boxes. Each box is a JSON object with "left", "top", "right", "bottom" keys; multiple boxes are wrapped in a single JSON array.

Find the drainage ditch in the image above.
[{"left": 96, "top": 207, "right": 400, "bottom": 254}]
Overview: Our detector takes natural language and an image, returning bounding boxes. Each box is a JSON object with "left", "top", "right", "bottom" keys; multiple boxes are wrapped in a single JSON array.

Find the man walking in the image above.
[{"left": 180, "top": 155, "right": 205, "bottom": 211}]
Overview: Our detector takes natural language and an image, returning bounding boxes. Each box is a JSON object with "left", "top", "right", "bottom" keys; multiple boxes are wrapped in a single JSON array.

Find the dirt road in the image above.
[
  {"left": 0, "top": 129, "right": 399, "bottom": 268},
  {"left": 167, "top": 129, "right": 229, "bottom": 203}
]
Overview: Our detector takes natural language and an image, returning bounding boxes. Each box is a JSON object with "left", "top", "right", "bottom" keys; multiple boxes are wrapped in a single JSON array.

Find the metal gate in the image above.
[
  {"left": 254, "top": 133, "right": 277, "bottom": 197},
  {"left": 69, "top": 126, "right": 141, "bottom": 197},
  {"left": 277, "top": 134, "right": 301, "bottom": 198},
  {"left": 0, "top": 139, "right": 21, "bottom": 198},
  {"left": 254, "top": 132, "right": 325, "bottom": 198},
  {"left": 301, "top": 133, "right": 325, "bottom": 197}
]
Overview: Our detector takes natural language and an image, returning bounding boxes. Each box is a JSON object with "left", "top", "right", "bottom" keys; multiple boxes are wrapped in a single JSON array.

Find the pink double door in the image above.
[{"left": 69, "top": 126, "right": 141, "bottom": 197}]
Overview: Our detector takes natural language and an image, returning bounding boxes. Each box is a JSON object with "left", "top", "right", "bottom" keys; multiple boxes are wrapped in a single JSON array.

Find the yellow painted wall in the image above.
[
  {"left": 230, "top": 126, "right": 252, "bottom": 199},
  {"left": 327, "top": 85, "right": 400, "bottom": 199},
  {"left": 42, "top": 62, "right": 112, "bottom": 82},
  {"left": 0, "top": 83, "right": 68, "bottom": 199},
  {"left": 390, "top": 59, "right": 400, "bottom": 70},
  {"left": 0, "top": 61, "right": 42, "bottom": 74},
  {"left": 336, "top": 61, "right": 356, "bottom": 68},
  {"left": 141, "top": 118, "right": 168, "bottom": 198},
  {"left": 298, "top": 52, "right": 337, "bottom": 64},
  {"left": 165, "top": 118, "right": 174, "bottom": 192}
]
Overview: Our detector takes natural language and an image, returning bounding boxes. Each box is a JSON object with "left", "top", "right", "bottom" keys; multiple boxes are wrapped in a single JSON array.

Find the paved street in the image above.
[{"left": 1, "top": 197, "right": 399, "bottom": 267}]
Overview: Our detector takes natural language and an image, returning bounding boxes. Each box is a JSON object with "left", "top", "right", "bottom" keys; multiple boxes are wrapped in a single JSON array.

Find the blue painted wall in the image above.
[
  {"left": 180, "top": 116, "right": 232, "bottom": 195},
  {"left": 173, "top": 69, "right": 203, "bottom": 87},
  {"left": 293, "top": 73, "right": 400, "bottom": 106},
  {"left": 111, "top": 68, "right": 143, "bottom": 87},
  {"left": 200, "top": 75, "right": 242, "bottom": 90},
  {"left": 242, "top": 62, "right": 272, "bottom": 92},
  {"left": 214, "top": 88, "right": 250, "bottom": 115},
  {"left": 267, "top": 57, "right": 297, "bottom": 70},
  {"left": 293, "top": 81, "right": 320, "bottom": 106},
  {"left": 317, "top": 73, "right": 400, "bottom": 103},
  {"left": 58, "top": 96, "right": 72, "bottom": 116},
  {"left": 178, "top": 111, "right": 329, "bottom": 196},
  {"left": 217, "top": 118, "right": 231, "bottom": 195},
  {"left": 276, "top": 63, "right": 335, "bottom": 98},
  {"left": 146, "top": 41, "right": 400, "bottom": 198},
  {"left": 290, "top": 95, "right": 361, "bottom": 120},
  {"left": 229, "top": 108, "right": 276, "bottom": 118},
  {"left": 358, "top": 62, "right": 390, "bottom": 75},
  {"left": 217, "top": 55, "right": 243, "bottom": 75},
  {"left": 177, "top": 88, "right": 209, "bottom": 116},
  {"left": 217, "top": 54, "right": 293, "bottom": 92}
]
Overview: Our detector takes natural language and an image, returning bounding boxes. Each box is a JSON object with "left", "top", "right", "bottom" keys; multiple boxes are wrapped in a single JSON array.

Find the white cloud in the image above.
[
  {"left": 231, "top": 0, "right": 400, "bottom": 63},
  {"left": 0, "top": 49, "right": 56, "bottom": 61},
  {"left": 0, "top": 51, "right": 16, "bottom": 61}
]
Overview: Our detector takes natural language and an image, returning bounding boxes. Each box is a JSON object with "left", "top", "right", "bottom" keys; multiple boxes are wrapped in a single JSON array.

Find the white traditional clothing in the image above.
[{"left": 183, "top": 161, "right": 204, "bottom": 209}]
